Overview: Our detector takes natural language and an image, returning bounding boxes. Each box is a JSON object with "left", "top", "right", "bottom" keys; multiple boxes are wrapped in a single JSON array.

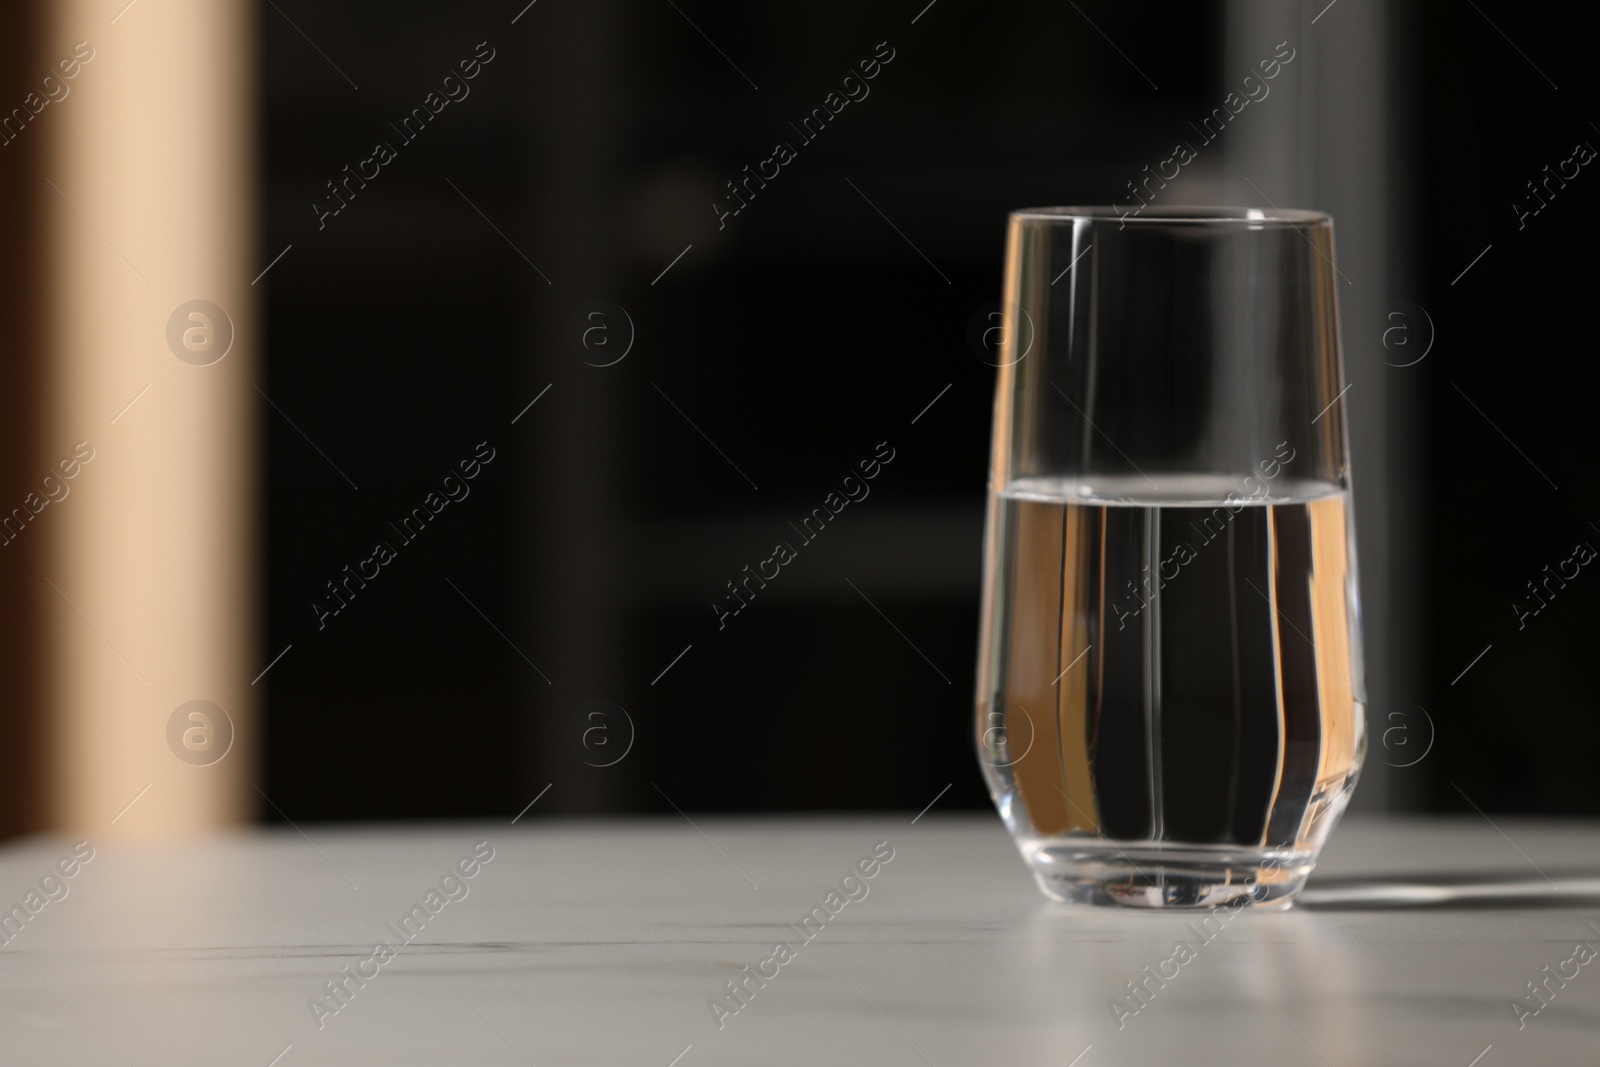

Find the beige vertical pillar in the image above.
[{"left": 42, "top": 0, "right": 256, "bottom": 835}]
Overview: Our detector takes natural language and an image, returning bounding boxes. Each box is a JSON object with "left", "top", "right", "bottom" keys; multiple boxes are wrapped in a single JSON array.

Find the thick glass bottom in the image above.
[{"left": 1023, "top": 841, "right": 1314, "bottom": 909}]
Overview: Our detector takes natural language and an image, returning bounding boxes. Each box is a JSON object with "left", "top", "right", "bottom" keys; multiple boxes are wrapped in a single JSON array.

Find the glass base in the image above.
[{"left": 1024, "top": 842, "right": 1314, "bottom": 909}]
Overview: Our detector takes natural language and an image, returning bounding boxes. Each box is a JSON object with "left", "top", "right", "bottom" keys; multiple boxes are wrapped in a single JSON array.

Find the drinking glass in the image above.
[{"left": 974, "top": 206, "right": 1365, "bottom": 909}]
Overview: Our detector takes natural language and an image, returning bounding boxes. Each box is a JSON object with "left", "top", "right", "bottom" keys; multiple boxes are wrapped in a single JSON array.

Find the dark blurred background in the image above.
[{"left": 248, "top": 0, "right": 1597, "bottom": 824}]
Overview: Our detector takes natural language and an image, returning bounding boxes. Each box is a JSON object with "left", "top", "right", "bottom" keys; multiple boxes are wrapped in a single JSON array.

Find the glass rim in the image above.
[{"left": 1010, "top": 205, "right": 1331, "bottom": 226}]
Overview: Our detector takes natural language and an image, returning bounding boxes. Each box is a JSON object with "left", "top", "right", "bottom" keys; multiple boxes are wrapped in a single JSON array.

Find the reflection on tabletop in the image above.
[{"left": 1300, "top": 872, "right": 1600, "bottom": 909}]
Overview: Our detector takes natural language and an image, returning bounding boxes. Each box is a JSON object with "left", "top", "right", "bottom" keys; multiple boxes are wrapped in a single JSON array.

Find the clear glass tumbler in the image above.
[{"left": 975, "top": 206, "right": 1366, "bottom": 909}]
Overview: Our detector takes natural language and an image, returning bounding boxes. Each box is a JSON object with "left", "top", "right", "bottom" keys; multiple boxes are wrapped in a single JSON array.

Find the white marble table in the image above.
[{"left": 2, "top": 814, "right": 1597, "bottom": 1065}]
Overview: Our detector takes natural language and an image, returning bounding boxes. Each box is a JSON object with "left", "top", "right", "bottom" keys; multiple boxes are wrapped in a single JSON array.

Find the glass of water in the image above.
[{"left": 975, "top": 206, "right": 1365, "bottom": 909}]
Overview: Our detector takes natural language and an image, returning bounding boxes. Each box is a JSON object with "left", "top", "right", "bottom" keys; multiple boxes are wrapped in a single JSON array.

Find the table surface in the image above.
[{"left": 1, "top": 814, "right": 1597, "bottom": 1066}]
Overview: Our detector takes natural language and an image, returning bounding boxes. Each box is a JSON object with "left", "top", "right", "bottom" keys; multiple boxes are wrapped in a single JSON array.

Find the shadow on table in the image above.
[{"left": 1299, "top": 872, "right": 1600, "bottom": 909}]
